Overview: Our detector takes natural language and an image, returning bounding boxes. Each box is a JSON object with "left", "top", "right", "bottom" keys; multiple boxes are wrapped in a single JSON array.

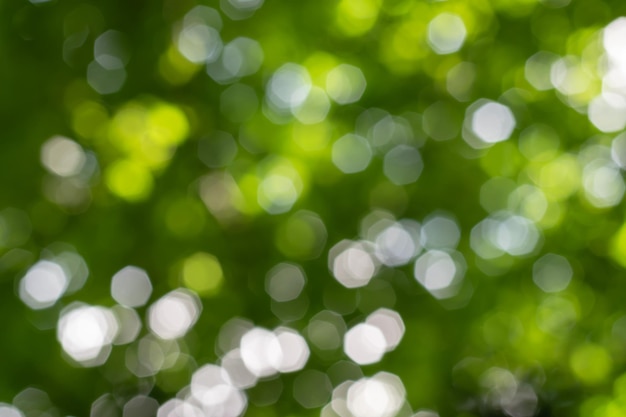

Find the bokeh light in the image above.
[
  {"left": 326, "top": 64, "right": 367, "bottom": 104},
  {"left": 57, "top": 304, "right": 119, "bottom": 366},
  {"left": 414, "top": 250, "right": 466, "bottom": 299},
  {"left": 220, "top": 349, "right": 258, "bottom": 389},
  {"left": 208, "top": 37, "right": 263, "bottom": 83},
  {"left": 420, "top": 213, "right": 461, "bottom": 250},
  {"left": 111, "top": 305, "right": 141, "bottom": 345},
  {"left": 383, "top": 145, "right": 423, "bottom": 185},
  {"left": 181, "top": 252, "right": 224, "bottom": 296},
  {"left": 373, "top": 220, "right": 421, "bottom": 267},
  {"left": 332, "top": 134, "right": 373, "bottom": 174},
  {"left": 0, "top": 404, "right": 23, "bottom": 417},
  {"left": 344, "top": 322, "right": 386, "bottom": 365},
  {"left": 148, "top": 289, "right": 201, "bottom": 340},
  {"left": 123, "top": 395, "right": 159, "bottom": 417},
  {"left": 110, "top": 266, "right": 152, "bottom": 308},
  {"left": 329, "top": 240, "right": 378, "bottom": 288},
  {"left": 365, "top": 308, "right": 405, "bottom": 352},
  {"left": 6, "top": 2, "right": 626, "bottom": 416},
  {"left": 346, "top": 372, "right": 406, "bottom": 417},
  {"left": 265, "top": 262, "right": 306, "bottom": 302},
  {"left": 19, "top": 260, "right": 68, "bottom": 310},
  {"left": 467, "top": 100, "right": 516, "bottom": 147},
  {"left": 470, "top": 212, "right": 541, "bottom": 259},
  {"left": 427, "top": 13, "right": 467, "bottom": 55},
  {"left": 532, "top": 253, "right": 573, "bottom": 293},
  {"left": 40, "top": 136, "right": 86, "bottom": 178},
  {"left": 306, "top": 313, "right": 343, "bottom": 357},
  {"left": 240, "top": 327, "right": 281, "bottom": 377}
]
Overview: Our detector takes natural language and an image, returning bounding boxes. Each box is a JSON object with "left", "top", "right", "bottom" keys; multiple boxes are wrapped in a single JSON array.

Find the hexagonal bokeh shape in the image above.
[
  {"left": 365, "top": 308, "right": 405, "bottom": 352},
  {"left": 147, "top": 289, "right": 201, "bottom": 340},
  {"left": 111, "top": 266, "right": 153, "bottom": 308}
]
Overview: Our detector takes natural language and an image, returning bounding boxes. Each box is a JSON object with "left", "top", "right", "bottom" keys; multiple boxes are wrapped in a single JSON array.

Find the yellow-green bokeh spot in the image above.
[
  {"left": 529, "top": 153, "right": 581, "bottom": 202},
  {"left": 182, "top": 252, "right": 224, "bottom": 296},
  {"left": 291, "top": 121, "right": 332, "bottom": 154},
  {"left": 519, "top": 124, "right": 560, "bottom": 162},
  {"left": 579, "top": 396, "right": 612, "bottom": 417},
  {"left": 570, "top": 343, "right": 613, "bottom": 385},
  {"left": 147, "top": 102, "right": 189, "bottom": 147},
  {"left": 613, "top": 373, "right": 626, "bottom": 399},
  {"left": 481, "top": 142, "right": 524, "bottom": 178},
  {"left": 379, "top": 18, "right": 427, "bottom": 74},
  {"left": 303, "top": 52, "right": 340, "bottom": 88},
  {"left": 108, "top": 103, "right": 148, "bottom": 154},
  {"left": 107, "top": 100, "right": 190, "bottom": 170},
  {"left": 381, "top": 0, "right": 413, "bottom": 16},
  {"left": 256, "top": 157, "right": 309, "bottom": 215},
  {"left": 537, "top": 201, "right": 564, "bottom": 230},
  {"left": 236, "top": 173, "right": 262, "bottom": 216},
  {"left": 105, "top": 159, "right": 154, "bottom": 202},
  {"left": 610, "top": 223, "right": 626, "bottom": 268},
  {"left": 335, "top": 0, "right": 381, "bottom": 37}
]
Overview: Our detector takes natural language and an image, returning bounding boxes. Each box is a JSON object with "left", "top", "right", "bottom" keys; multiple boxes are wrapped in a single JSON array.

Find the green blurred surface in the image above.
[{"left": 2, "top": 0, "right": 626, "bottom": 416}]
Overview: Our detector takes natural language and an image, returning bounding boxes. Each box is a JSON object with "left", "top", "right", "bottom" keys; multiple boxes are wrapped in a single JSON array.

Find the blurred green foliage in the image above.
[{"left": 4, "top": 0, "right": 626, "bottom": 416}]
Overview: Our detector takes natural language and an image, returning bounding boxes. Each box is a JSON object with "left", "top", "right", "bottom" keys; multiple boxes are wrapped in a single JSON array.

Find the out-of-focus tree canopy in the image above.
[{"left": 3, "top": 0, "right": 626, "bottom": 416}]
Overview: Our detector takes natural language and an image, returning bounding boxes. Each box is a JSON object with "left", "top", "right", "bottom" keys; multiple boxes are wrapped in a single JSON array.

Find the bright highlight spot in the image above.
[
  {"left": 177, "top": 24, "right": 222, "bottom": 64},
  {"left": 157, "top": 399, "right": 203, "bottom": 417},
  {"left": 329, "top": 240, "right": 377, "bottom": 288},
  {"left": 604, "top": 18, "right": 626, "bottom": 64},
  {"left": 525, "top": 51, "right": 559, "bottom": 91},
  {"left": 274, "top": 327, "right": 310, "bottom": 373},
  {"left": 147, "top": 289, "right": 201, "bottom": 340},
  {"left": 0, "top": 405, "right": 23, "bottom": 417},
  {"left": 346, "top": 372, "right": 406, "bottom": 417},
  {"left": 471, "top": 101, "right": 516, "bottom": 144},
  {"left": 190, "top": 364, "right": 247, "bottom": 417},
  {"left": 344, "top": 323, "right": 386, "bottom": 365},
  {"left": 220, "top": 349, "right": 258, "bottom": 388},
  {"left": 19, "top": 260, "right": 68, "bottom": 310},
  {"left": 57, "top": 304, "right": 119, "bottom": 366},
  {"left": 588, "top": 93, "right": 626, "bottom": 133},
  {"left": 427, "top": 13, "right": 467, "bottom": 55},
  {"left": 365, "top": 308, "right": 405, "bottom": 352},
  {"left": 374, "top": 221, "right": 421, "bottom": 267},
  {"left": 240, "top": 327, "right": 282, "bottom": 377},
  {"left": 40, "top": 136, "right": 86, "bottom": 177},
  {"left": 266, "top": 63, "right": 312, "bottom": 115}
]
